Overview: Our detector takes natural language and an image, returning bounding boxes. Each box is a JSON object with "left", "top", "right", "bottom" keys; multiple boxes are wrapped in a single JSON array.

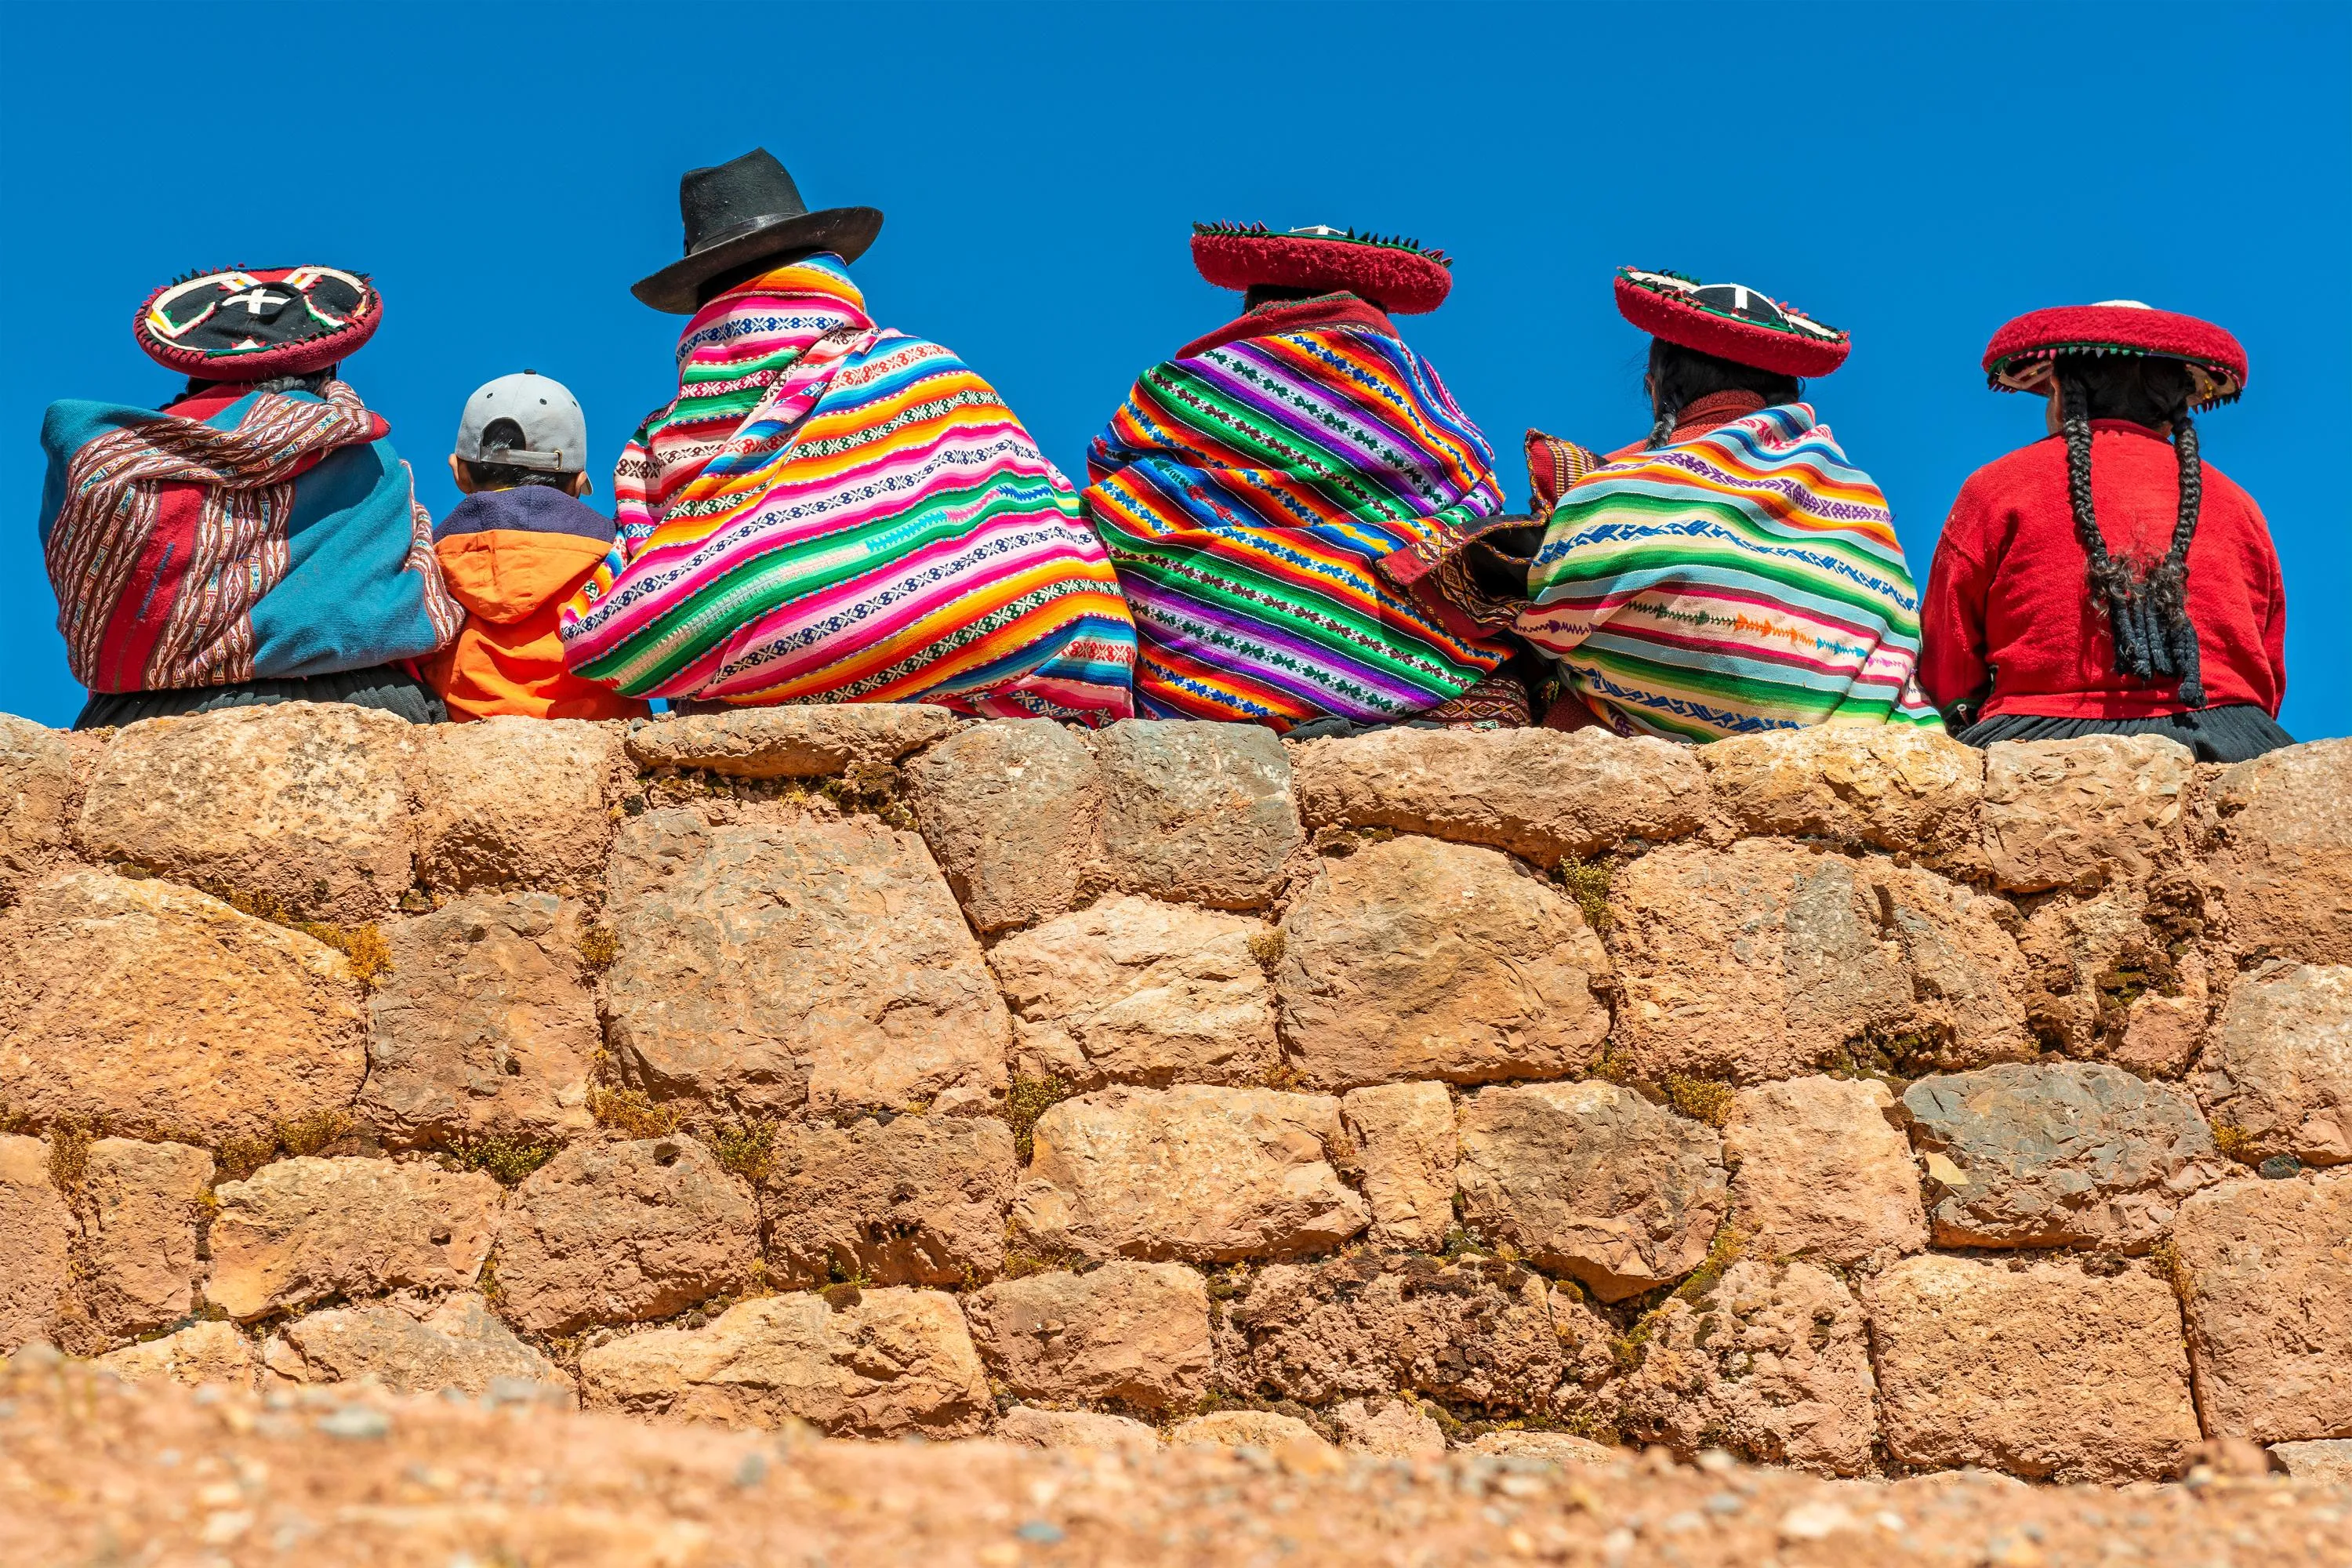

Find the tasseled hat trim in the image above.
[
  {"left": 1614, "top": 267, "right": 1851, "bottom": 378},
  {"left": 1191, "top": 223, "right": 1455, "bottom": 314},
  {"left": 1983, "top": 302, "right": 2247, "bottom": 408}
]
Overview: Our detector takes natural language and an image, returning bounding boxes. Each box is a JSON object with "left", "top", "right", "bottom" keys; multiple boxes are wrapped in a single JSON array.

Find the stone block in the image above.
[
  {"left": 1331, "top": 1396, "right": 1446, "bottom": 1455},
  {"left": 578, "top": 1287, "right": 989, "bottom": 1438},
  {"left": 1904, "top": 1062, "right": 2224, "bottom": 1250},
  {"left": 1701, "top": 724, "right": 1984, "bottom": 860},
  {"left": 622, "top": 705, "right": 960, "bottom": 779},
  {"left": 602, "top": 811, "right": 1008, "bottom": 1118},
  {"left": 495, "top": 1136, "right": 758, "bottom": 1337},
  {"left": 205, "top": 1157, "right": 499, "bottom": 1321},
  {"left": 989, "top": 896, "right": 1276, "bottom": 1089},
  {"left": 0, "top": 1135, "right": 69, "bottom": 1352},
  {"left": 1276, "top": 837, "right": 1612, "bottom": 1091},
  {"left": 1455, "top": 1082, "right": 1728, "bottom": 1303},
  {"left": 96, "top": 1320, "right": 255, "bottom": 1388},
  {"left": 2172, "top": 1173, "right": 2352, "bottom": 1443},
  {"left": 1289, "top": 726, "right": 1709, "bottom": 864},
  {"left": 0, "top": 714, "right": 75, "bottom": 906},
  {"left": 1871, "top": 862, "right": 2038, "bottom": 1069},
  {"left": 76, "top": 703, "right": 416, "bottom": 921},
  {"left": 761, "top": 1115, "right": 1014, "bottom": 1289},
  {"left": 964, "top": 1261, "right": 1211, "bottom": 1410},
  {"left": 2014, "top": 884, "right": 2176, "bottom": 1058},
  {"left": 1013, "top": 1086, "right": 1365, "bottom": 1263},
  {"left": 81, "top": 1138, "right": 212, "bottom": 1341},
  {"left": 2270, "top": 1439, "right": 2352, "bottom": 1483},
  {"left": 1725, "top": 1076, "right": 1925, "bottom": 1267},
  {"left": 1168, "top": 1410, "right": 1331, "bottom": 1452},
  {"left": 2198, "top": 962, "right": 2350, "bottom": 1167},
  {"left": 1091, "top": 720, "right": 1301, "bottom": 910},
  {"left": 411, "top": 718, "right": 622, "bottom": 895},
  {"left": 0, "top": 870, "right": 365, "bottom": 1145},
  {"left": 2209, "top": 738, "right": 2352, "bottom": 964},
  {"left": 359, "top": 894, "right": 598, "bottom": 1149},
  {"left": 905, "top": 718, "right": 1099, "bottom": 934},
  {"left": 1341, "top": 1082, "right": 1457, "bottom": 1251},
  {"left": 996, "top": 1406, "right": 1158, "bottom": 1453},
  {"left": 1980, "top": 734, "right": 2195, "bottom": 894},
  {"left": 1468, "top": 1431, "right": 1622, "bottom": 1465},
  {"left": 267, "top": 1292, "right": 566, "bottom": 1396},
  {"left": 1611, "top": 1260, "right": 1878, "bottom": 1476},
  {"left": 1864, "top": 1254, "right": 2199, "bottom": 1482}
]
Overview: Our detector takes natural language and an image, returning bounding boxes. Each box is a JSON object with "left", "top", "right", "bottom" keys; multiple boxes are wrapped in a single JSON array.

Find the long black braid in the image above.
[{"left": 2056, "top": 361, "right": 2205, "bottom": 708}]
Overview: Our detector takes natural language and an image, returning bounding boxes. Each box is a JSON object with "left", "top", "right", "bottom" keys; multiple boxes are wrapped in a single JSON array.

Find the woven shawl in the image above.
[
  {"left": 560, "top": 256, "right": 1135, "bottom": 719},
  {"left": 1518, "top": 404, "right": 1943, "bottom": 740},
  {"left": 43, "top": 381, "right": 456, "bottom": 691},
  {"left": 1081, "top": 318, "right": 1512, "bottom": 729}
]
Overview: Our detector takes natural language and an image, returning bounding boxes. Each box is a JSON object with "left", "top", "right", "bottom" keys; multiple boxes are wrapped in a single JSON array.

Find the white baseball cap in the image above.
[{"left": 455, "top": 369, "right": 586, "bottom": 474}]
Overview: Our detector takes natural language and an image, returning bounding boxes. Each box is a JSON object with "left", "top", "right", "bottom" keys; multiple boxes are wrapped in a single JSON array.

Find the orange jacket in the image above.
[{"left": 422, "top": 488, "right": 648, "bottom": 723}]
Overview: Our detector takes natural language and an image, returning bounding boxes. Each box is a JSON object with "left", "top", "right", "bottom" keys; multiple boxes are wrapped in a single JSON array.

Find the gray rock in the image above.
[{"left": 1091, "top": 720, "right": 1301, "bottom": 910}]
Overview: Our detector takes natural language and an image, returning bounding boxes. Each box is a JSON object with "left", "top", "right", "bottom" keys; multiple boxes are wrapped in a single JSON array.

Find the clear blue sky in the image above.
[{"left": 5, "top": 2, "right": 2345, "bottom": 735}]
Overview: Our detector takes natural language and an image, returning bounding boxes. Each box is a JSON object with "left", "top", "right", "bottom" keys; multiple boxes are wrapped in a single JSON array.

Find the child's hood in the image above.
[{"left": 431, "top": 487, "right": 616, "bottom": 624}]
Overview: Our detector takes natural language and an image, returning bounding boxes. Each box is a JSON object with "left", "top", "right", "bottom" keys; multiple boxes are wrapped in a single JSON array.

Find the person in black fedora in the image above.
[{"left": 557, "top": 151, "right": 1138, "bottom": 720}]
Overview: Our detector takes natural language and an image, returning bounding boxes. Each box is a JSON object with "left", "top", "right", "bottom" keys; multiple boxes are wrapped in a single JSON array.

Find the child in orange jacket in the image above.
[{"left": 425, "top": 372, "right": 648, "bottom": 722}]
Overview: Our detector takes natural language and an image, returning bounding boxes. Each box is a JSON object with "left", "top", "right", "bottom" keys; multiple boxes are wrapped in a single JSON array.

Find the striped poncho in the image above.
[
  {"left": 1517, "top": 404, "right": 1942, "bottom": 741},
  {"left": 1080, "top": 303, "right": 1512, "bottom": 728},
  {"left": 561, "top": 256, "right": 1135, "bottom": 719}
]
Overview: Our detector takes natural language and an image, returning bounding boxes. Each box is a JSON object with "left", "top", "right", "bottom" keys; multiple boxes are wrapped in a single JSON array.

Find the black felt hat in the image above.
[{"left": 631, "top": 149, "right": 883, "bottom": 314}]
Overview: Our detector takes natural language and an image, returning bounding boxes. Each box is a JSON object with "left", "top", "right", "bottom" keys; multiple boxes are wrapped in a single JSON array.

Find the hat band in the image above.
[{"left": 688, "top": 213, "right": 790, "bottom": 257}]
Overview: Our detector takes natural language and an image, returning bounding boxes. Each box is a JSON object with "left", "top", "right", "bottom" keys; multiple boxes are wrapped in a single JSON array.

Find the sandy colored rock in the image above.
[
  {"left": 2118, "top": 989, "right": 2209, "bottom": 1076},
  {"left": 1014, "top": 1086, "right": 1365, "bottom": 1263},
  {"left": 761, "top": 1114, "right": 1014, "bottom": 1289},
  {"left": 0, "top": 714, "right": 75, "bottom": 906},
  {"left": 76, "top": 702, "right": 416, "bottom": 921},
  {"left": 1276, "top": 837, "right": 1612, "bottom": 1091},
  {"left": 359, "top": 894, "right": 598, "bottom": 1148},
  {"left": 989, "top": 896, "right": 1277, "bottom": 1088},
  {"left": 579, "top": 1287, "right": 989, "bottom": 1437},
  {"left": 1455, "top": 1081, "right": 1728, "bottom": 1302},
  {"left": 0, "top": 1134, "right": 69, "bottom": 1351},
  {"left": 1091, "top": 720, "right": 1301, "bottom": 910},
  {"left": 996, "top": 1405, "right": 1158, "bottom": 1453},
  {"left": 1867, "top": 860, "right": 2038, "bottom": 1069},
  {"left": 268, "top": 1292, "right": 566, "bottom": 1396},
  {"left": 0, "top": 869, "right": 365, "bottom": 1145},
  {"left": 1469, "top": 1430, "right": 1624, "bottom": 1465},
  {"left": 1701, "top": 724, "right": 1984, "bottom": 860},
  {"left": 2013, "top": 883, "right": 2180, "bottom": 1057},
  {"left": 2198, "top": 961, "right": 2351, "bottom": 1167},
  {"left": 623, "top": 705, "right": 960, "bottom": 779},
  {"left": 602, "top": 811, "right": 1008, "bottom": 1117},
  {"left": 1227, "top": 1254, "right": 1586, "bottom": 1414},
  {"left": 496, "top": 1136, "right": 758, "bottom": 1336},
  {"left": 1980, "top": 734, "right": 2195, "bottom": 894},
  {"left": 1864, "top": 1253, "right": 2200, "bottom": 1482},
  {"left": 905, "top": 718, "right": 1099, "bottom": 933},
  {"left": 1331, "top": 1396, "right": 1446, "bottom": 1456},
  {"left": 1725, "top": 1076, "right": 1925, "bottom": 1266},
  {"left": 411, "top": 718, "right": 622, "bottom": 895},
  {"left": 2270, "top": 1439, "right": 2352, "bottom": 1483},
  {"left": 966, "top": 1261, "right": 1211, "bottom": 1410},
  {"left": 205, "top": 1157, "right": 499, "bottom": 1322},
  {"left": 2209, "top": 738, "right": 2352, "bottom": 965},
  {"left": 1613, "top": 1260, "right": 1878, "bottom": 1476},
  {"left": 1168, "top": 1410, "right": 1331, "bottom": 1452},
  {"left": 95, "top": 1320, "right": 256, "bottom": 1388},
  {"left": 1342, "top": 1082, "right": 1457, "bottom": 1250},
  {"left": 81, "top": 1138, "right": 212, "bottom": 1341},
  {"left": 2172, "top": 1173, "right": 2352, "bottom": 1443},
  {"left": 1289, "top": 726, "right": 1709, "bottom": 863},
  {"left": 1903, "top": 1062, "right": 2223, "bottom": 1250}
]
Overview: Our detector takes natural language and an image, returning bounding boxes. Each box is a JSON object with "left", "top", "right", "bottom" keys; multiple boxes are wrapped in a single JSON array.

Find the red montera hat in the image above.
[
  {"left": 136, "top": 267, "right": 382, "bottom": 380},
  {"left": 1614, "top": 267, "right": 1849, "bottom": 378},
  {"left": 1983, "top": 302, "right": 2246, "bottom": 408},
  {"left": 1191, "top": 223, "right": 1454, "bottom": 314}
]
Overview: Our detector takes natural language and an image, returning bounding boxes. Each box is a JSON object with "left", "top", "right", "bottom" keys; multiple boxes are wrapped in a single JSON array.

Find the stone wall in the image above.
[{"left": 0, "top": 704, "right": 2344, "bottom": 1479}]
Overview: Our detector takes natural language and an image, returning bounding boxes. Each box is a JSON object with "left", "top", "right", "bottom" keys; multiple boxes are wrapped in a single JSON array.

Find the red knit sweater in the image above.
[{"left": 1920, "top": 421, "right": 2286, "bottom": 720}]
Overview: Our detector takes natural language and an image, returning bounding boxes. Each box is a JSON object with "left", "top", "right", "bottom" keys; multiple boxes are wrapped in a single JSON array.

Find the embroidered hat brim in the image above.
[
  {"left": 1982, "top": 303, "right": 2247, "bottom": 408},
  {"left": 1192, "top": 223, "right": 1454, "bottom": 314},
  {"left": 1613, "top": 267, "right": 1850, "bottom": 378},
  {"left": 136, "top": 266, "right": 382, "bottom": 380}
]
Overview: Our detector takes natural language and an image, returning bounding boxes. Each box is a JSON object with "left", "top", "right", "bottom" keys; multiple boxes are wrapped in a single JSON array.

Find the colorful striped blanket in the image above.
[
  {"left": 1517, "top": 404, "right": 1943, "bottom": 740},
  {"left": 561, "top": 256, "right": 1135, "bottom": 719},
  {"left": 1080, "top": 310, "right": 1513, "bottom": 728}
]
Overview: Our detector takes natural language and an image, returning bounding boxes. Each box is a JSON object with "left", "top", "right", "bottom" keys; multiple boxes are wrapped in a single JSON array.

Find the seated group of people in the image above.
[{"left": 39, "top": 150, "right": 2292, "bottom": 761}]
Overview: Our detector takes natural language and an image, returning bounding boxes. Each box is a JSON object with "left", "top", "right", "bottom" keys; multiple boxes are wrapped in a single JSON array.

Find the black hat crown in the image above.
[
  {"left": 631, "top": 147, "right": 883, "bottom": 314},
  {"left": 678, "top": 149, "right": 809, "bottom": 258}
]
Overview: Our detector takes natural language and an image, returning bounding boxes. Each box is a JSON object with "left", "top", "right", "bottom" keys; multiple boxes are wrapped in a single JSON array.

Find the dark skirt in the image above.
[
  {"left": 74, "top": 663, "right": 447, "bottom": 731},
  {"left": 1954, "top": 704, "right": 2293, "bottom": 764}
]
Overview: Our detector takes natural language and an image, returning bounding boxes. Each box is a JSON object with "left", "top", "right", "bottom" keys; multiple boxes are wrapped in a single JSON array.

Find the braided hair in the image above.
[
  {"left": 2053, "top": 353, "right": 2205, "bottom": 708},
  {"left": 1645, "top": 339, "right": 1802, "bottom": 448}
]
